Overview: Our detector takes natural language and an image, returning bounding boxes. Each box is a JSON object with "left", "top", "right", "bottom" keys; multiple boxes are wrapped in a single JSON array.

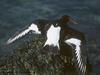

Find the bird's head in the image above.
[{"left": 56, "top": 15, "right": 78, "bottom": 28}]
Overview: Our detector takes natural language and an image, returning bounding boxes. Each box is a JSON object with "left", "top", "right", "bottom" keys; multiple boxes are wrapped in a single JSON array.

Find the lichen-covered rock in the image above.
[{"left": 0, "top": 36, "right": 64, "bottom": 75}]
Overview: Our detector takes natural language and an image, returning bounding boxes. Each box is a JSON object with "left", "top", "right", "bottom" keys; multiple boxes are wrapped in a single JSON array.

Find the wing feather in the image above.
[
  {"left": 7, "top": 28, "right": 30, "bottom": 44},
  {"left": 65, "top": 38, "right": 86, "bottom": 75}
]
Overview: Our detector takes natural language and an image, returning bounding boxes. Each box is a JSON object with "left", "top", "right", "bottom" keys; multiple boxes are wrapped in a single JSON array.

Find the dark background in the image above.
[{"left": 0, "top": 0, "right": 100, "bottom": 74}]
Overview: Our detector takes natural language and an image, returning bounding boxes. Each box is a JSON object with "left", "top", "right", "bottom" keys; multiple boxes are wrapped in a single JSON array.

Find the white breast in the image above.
[{"left": 44, "top": 25, "right": 61, "bottom": 49}]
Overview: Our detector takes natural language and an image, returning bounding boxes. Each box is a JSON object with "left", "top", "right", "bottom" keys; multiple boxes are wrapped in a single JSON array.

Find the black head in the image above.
[{"left": 57, "top": 15, "right": 78, "bottom": 27}]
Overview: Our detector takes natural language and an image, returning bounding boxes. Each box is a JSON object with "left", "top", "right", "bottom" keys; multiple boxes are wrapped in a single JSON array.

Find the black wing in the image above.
[{"left": 64, "top": 38, "right": 87, "bottom": 75}]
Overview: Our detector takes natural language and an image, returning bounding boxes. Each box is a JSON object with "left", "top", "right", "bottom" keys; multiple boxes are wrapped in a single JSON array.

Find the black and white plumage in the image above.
[
  {"left": 7, "top": 23, "right": 40, "bottom": 44},
  {"left": 7, "top": 19, "right": 61, "bottom": 54},
  {"left": 7, "top": 15, "right": 88, "bottom": 75},
  {"left": 58, "top": 15, "right": 87, "bottom": 75},
  {"left": 64, "top": 38, "right": 86, "bottom": 75}
]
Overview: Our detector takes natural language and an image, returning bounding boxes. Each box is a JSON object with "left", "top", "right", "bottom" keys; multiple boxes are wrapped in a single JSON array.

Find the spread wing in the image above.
[
  {"left": 7, "top": 28, "right": 31, "bottom": 44},
  {"left": 6, "top": 23, "right": 42, "bottom": 44},
  {"left": 64, "top": 38, "right": 86, "bottom": 75}
]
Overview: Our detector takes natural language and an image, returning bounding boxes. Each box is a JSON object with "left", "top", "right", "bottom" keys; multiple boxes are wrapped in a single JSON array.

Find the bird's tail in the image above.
[{"left": 7, "top": 28, "right": 30, "bottom": 44}]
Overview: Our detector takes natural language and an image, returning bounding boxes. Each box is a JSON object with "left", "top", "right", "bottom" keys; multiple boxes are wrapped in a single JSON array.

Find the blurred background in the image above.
[{"left": 0, "top": 0, "right": 100, "bottom": 74}]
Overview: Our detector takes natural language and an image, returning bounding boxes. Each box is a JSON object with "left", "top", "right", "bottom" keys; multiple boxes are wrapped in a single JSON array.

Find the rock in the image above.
[{"left": 0, "top": 36, "right": 64, "bottom": 75}]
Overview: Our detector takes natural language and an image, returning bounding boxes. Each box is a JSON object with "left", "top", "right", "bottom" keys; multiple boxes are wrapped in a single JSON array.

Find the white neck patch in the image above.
[
  {"left": 44, "top": 25, "right": 61, "bottom": 49},
  {"left": 65, "top": 38, "right": 86, "bottom": 74}
]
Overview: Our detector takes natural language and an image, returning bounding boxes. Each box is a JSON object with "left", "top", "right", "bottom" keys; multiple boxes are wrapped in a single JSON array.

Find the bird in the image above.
[
  {"left": 56, "top": 15, "right": 88, "bottom": 75},
  {"left": 6, "top": 19, "right": 62, "bottom": 55},
  {"left": 6, "top": 15, "right": 88, "bottom": 75}
]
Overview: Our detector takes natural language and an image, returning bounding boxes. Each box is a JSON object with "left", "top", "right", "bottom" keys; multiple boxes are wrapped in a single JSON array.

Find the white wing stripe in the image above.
[
  {"left": 75, "top": 47, "right": 82, "bottom": 68},
  {"left": 65, "top": 38, "right": 86, "bottom": 74},
  {"left": 7, "top": 28, "right": 30, "bottom": 44},
  {"left": 7, "top": 23, "right": 42, "bottom": 44}
]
